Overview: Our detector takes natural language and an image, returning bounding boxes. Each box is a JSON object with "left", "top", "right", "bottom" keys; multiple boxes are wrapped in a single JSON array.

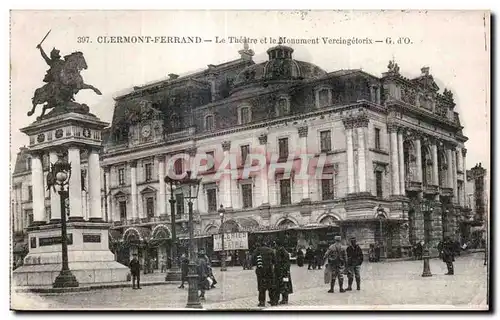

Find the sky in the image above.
[{"left": 9, "top": 10, "right": 490, "bottom": 173}]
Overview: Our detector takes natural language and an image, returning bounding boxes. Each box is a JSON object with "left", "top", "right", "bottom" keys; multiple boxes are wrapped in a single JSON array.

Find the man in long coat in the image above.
[
  {"left": 274, "top": 240, "right": 293, "bottom": 305},
  {"left": 253, "top": 238, "right": 277, "bottom": 307},
  {"left": 178, "top": 253, "right": 189, "bottom": 289},
  {"left": 324, "top": 236, "right": 347, "bottom": 293},
  {"left": 441, "top": 237, "right": 455, "bottom": 275},
  {"left": 346, "top": 237, "right": 364, "bottom": 291},
  {"left": 129, "top": 253, "right": 141, "bottom": 289}
]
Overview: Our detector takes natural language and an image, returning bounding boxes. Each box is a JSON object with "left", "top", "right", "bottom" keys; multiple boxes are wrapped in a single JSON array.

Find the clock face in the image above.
[{"left": 141, "top": 125, "right": 151, "bottom": 138}]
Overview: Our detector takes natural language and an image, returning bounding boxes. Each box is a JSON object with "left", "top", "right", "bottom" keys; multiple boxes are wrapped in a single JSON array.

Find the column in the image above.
[
  {"left": 156, "top": 155, "right": 166, "bottom": 216},
  {"left": 221, "top": 141, "right": 233, "bottom": 209},
  {"left": 452, "top": 149, "right": 458, "bottom": 203},
  {"left": 446, "top": 148, "right": 454, "bottom": 189},
  {"left": 88, "top": 148, "right": 103, "bottom": 221},
  {"left": 259, "top": 134, "right": 269, "bottom": 206},
  {"left": 462, "top": 148, "right": 467, "bottom": 206},
  {"left": 130, "top": 160, "right": 138, "bottom": 221},
  {"left": 104, "top": 166, "right": 112, "bottom": 222},
  {"left": 389, "top": 126, "right": 400, "bottom": 195},
  {"left": 357, "top": 126, "right": 367, "bottom": 192},
  {"left": 346, "top": 126, "right": 355, "bottom": 194},
  {"left": 68, "top": 147, "right": 84, "bottom": 221},
  {"left": 30, "top": 152, "right": 46, "bottom": 224},
  {"left": 456, "top": 147, "right": 463, "bottom": 172},
  {"left": 48, "top": 151, "right": 61, "bottom": 222},
  {"left": 298, "top": 127, "right": 310, "bottom": 200},
  {"left": 431, "top": 143, "right": 439, "bottom": 186},
  {"left": 415, "top": 137, "right": 423, "bottom": 183},
  {"left": 398, "top": 130, "right": 405, "bottom": 195}
]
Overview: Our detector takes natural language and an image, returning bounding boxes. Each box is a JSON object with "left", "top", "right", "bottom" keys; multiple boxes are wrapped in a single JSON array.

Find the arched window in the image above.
[
  {"left": 276, "top": 97, "right": 290, "bottom": 117},
  {"left": 238, "top": 105, "right": 252, "bottom": 125},
  {"left": 205, "top": 115, "right": 215, "bottom": 131}
]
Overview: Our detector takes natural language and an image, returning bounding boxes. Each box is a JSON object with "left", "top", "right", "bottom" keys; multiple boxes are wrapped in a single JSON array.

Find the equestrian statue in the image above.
[{"left": 27, "top": 30, "right": 102, "bottom": 120}]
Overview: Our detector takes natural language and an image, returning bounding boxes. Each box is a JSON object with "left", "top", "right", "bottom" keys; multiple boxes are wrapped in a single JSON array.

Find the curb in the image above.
[{"left": 15, "top": 280, "right": 177, "bottom": 294}]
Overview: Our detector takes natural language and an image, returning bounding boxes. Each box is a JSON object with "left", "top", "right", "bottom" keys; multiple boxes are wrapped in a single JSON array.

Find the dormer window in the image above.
[
  {"left": 238, "top": 105, "right": 252, "bottom": 125},
  {"left": 205, "top": 114, "right": 215, "bottom": 131},
  {"left": 315, "top": 87, "right": 332, "bottom": 108},
  {"left": 171, "top": 113, "right": 181, "bottom": 131},
  {"left": 276, "top": 97, "right": 290, "bottom": 117}
]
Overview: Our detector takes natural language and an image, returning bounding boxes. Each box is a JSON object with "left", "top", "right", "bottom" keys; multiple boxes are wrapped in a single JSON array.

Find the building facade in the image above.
[
  {"left": 13, "top": 43, "right": 470, "bottom": 265},
  {"left": 462, "top": 163, "right": 488, "bottom": 248}
]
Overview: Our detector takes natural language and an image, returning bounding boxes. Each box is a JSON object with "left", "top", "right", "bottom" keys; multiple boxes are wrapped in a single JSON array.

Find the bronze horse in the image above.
[{"left": 27, "top": 51, "right": 102, "bottom": 119}]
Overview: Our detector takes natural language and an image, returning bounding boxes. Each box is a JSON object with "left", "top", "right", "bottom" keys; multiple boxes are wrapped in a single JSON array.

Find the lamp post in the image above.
[
  {"left": 50, "top": 157, "right": 79, "bottom": 288},
  {"left": 420, "top": 198, "right": 433, "bottom": 277},
  {"left": 218, "top": 204, "right": 227, "bottom": 272},
  {"left": 178, "top": 170, "right": 202, "bottom": 309},
  {"left": 164, "top": 176, "right": 181, "bottom": 281}
]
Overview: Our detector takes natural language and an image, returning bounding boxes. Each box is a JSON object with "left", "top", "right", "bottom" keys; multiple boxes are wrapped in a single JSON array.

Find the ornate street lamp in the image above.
[
  {"left": 50, "top": 157, "right": 79, "bottom": 288},
  {"left": 178, "top": 170, "right": 202, "bottom": 309},
  {"left": 218, "top": 204, "right": 227, "bottom": 272},
  {"left": 164, "top": 175, "right": 181, "bottom": 281}
]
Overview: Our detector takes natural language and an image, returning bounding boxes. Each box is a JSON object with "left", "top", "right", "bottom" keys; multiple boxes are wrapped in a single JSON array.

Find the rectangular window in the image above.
[
  {"left": 174, "top": 159, "right": 183, "bottom": 175},
  {"left": 145, "top": 163, "right": 153, "bottom": 181},
  {"left": 26, "top": 210, "right": 33, "bottom": 226},
  {"left": 278, "top": 138, "right": 289, "bottom": 159},
  {"left": 27, "top": 186, "right": 33, "bottom": 201},
  {"left": 376, "top": 171, "right": 383, "bottom": 198},
  {"left": 118, "top": 168, "right": 125, "bottom": 186},
  {"left": 279, "top": 179, "right": 291, "bottom": 205},
  {"left": 241, "top": 184, "right": 253, "bottom": 208},
  {"left": 206, "top": 188, "right": 217, "bottom": 212},
  {"left": 119, "top": 201, "right": 127, "bottom": 220},
  {"left": 146, "top": 197, "right": 155, "bottom": 218},
  {"left": 375, "top": 128, "right": 381, "bottom": 150},
  {"left": 240, "top": 145, "right": 250, "bottom": 166},
  {"left": 175, "top": 193, "right": 185, "bottom": 216},
  {"left": 321, "top": 179, "right": 335, "bottom": 200},
  {"left": 320, "top": 130, "right": 332, "bottom": 152}
]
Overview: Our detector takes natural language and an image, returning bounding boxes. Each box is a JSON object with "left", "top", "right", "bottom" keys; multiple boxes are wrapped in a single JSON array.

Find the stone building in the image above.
[
  {"left": 12, "top": 43, "right": 470, "bottom": 264},
  {"left": 462, "top": 163, "right": 488, "bottom": 248}
]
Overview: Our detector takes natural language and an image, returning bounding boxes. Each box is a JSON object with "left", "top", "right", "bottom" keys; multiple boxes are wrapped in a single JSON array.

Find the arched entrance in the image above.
[
  {"left": 149, "top": 225, "right": 171, "bottom": 271},
  {"left": 220, "top": 220, "right": 240, "bottom": 233}
]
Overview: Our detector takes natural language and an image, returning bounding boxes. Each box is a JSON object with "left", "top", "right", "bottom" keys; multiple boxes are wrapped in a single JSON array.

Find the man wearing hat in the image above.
[
  {"left": 324, "top": 236, "right": 347, "bottom": 293},
  {"left": 346, "top": 236, "right": 364, "bottom": 291},
  {"left": 129, "top": 253, "right": 142, "bottom": 289},
  {"left": 252, "top": 236, "right": 278, "bottom": 307},
  {"left": 197, "top": 249, "right": 210, "bottom": 300}
]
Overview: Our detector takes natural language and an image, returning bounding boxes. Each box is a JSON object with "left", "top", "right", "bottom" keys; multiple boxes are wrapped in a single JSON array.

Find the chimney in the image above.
[
  {"left": 168, "top": 73, "right": 179, "bottom": 80},
  {"left": 421, "top": 66, "right": 430, "bottom": 76}
]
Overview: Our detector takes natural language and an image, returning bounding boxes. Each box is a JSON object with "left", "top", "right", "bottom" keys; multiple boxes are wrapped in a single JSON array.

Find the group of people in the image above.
[
  {"left": 128, "top": 235, "right": 459, "bottom": 304},
  {"left": 303, "top": 247, "right": 326, "bottom": 270},
  {"left": 324, "top": 236, "right": 364, "bottom": 293},
  {"left": 252, "top": 237, "right": 294, "bottom": 307}
]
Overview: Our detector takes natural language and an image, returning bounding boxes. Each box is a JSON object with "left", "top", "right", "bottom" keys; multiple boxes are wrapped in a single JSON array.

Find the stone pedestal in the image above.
[{"left": 13, "top": 222, "right": 129, "bottom": 287}]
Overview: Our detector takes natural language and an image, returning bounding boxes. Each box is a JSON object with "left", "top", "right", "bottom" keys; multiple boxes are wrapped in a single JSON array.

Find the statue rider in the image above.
[{"left": 37, "top": 44, "right": 64, "bottom": 84}]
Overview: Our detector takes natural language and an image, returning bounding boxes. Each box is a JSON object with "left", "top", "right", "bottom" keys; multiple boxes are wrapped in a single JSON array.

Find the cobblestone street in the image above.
[{"left": 12, "top": 253, "right": 488, "bottom": 310}]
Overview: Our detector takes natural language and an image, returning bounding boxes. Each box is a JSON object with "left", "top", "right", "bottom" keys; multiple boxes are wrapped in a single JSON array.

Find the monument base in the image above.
[{"left": 13, "top": 222, "right": 129, "bottom": 287}]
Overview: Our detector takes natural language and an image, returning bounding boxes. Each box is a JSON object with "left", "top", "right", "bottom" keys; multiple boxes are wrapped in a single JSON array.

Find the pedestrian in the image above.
[
  {"left": 315, "top": 247, "right": 323, "bottom": 270},
  {"left": 129, "top": 253, "right": 141, "bottom": 290},
  {"left": 204, "top": 253, "right": 217, "bottom": 289},
  {"left": 346, "top": 237, "right": 363, "bottom": 291},
  {"left": 178, "top": 253, "right": 189, "bottom": 289},
  {"left": 416, "top": 241, "right": 423, "bottom": 260},
  {"left": 161, "top": 255, "right": 167, "bottom": 273},
  {"left": 245, "top": 251, "right": 253, "bottom": 270},
  {"left": 252, "top": 237, "right": 278, "bottom": 307},
  {"left": 437, "top": 240, "right": 444, "bottom": 260},
  {"left": 374, "top": 242, "right": 381, "bottom": 262},
  {"left": 197, "top": 249, "right": 210, "bottom": 301},
  {"left": 296, "top": 249, "right": 304, "bottom": 267},
  {"left": 368, "top": 244, "right": 376, "bottom": 262},
  {"left": 324, "top": 236, "right": 347, "bottom": 293},
  {"left": 306, "top": 247, "right": 314, "bottom": 270},
  {"left": 442, "top": 237, "right": 455, "bottom": 275},
  {"left": 274, "top": 239, "right": 293, "bottom": 305}
]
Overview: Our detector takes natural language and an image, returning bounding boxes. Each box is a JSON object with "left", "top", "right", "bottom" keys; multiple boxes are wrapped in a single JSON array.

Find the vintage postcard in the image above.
[{"left": 9, "top": 10, "right": 490, "bottom": 311}]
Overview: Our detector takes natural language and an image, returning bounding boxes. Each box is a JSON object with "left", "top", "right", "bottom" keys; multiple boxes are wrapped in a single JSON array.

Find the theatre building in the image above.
[{"left": 13, "top": 43, "right": 470, "bottom": 266}]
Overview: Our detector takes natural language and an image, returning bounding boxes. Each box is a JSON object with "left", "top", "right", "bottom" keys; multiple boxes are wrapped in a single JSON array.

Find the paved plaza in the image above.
[{"left": 12, "top": 253, "right": 488, "bottom": 310}]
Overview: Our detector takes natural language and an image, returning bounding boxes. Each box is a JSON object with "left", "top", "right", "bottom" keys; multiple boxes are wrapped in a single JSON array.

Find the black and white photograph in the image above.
[{"left": 8, "top": 9, "right": 490, "bottom": 311}]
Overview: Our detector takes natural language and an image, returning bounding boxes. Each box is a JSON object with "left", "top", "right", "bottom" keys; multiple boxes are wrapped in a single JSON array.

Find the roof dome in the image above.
[{"left": 232, "top": 45, "right": 327, "bottom": 91}]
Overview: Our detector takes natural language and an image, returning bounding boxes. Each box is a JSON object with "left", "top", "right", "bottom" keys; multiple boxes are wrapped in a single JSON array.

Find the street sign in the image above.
[{"left": 213, "top": 232, "right": 249, "bottom": 251}]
